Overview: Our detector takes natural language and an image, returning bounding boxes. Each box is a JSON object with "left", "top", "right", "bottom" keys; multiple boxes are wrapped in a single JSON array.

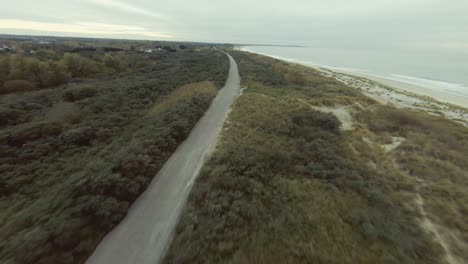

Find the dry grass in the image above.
[
  {"left": 354, "top": 104, "right": 468, "bottom": 263},
  {"left": 148, "top": 81, "right": 217, "bottom": 117},
  {"left": 262, "top": 50, "right": 468, "bottom": 263},
  {"left": 164, "top": 50, "right": 447, "bottom": 263}
]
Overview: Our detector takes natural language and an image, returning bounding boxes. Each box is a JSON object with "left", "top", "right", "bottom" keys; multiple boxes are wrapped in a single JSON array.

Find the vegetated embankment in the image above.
[{"left": 164, "top": 50, "right": 468, "bottom": 263}]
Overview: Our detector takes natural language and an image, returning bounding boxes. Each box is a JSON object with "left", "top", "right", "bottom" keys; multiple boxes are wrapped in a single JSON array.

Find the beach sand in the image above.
[
  {"left": 236, "top": 48, "right": 468, "bottom": 126},
  {"left": 330, "top": 70, "right": 468, "bottom": 108},
  {"left": 312, "top": 67, "right": 468, "bottom": 126}
]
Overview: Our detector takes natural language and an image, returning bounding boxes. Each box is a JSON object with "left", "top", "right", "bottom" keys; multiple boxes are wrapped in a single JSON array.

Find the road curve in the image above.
[{"left": 86, "top": 52, "right": 240, "bottom": 264}]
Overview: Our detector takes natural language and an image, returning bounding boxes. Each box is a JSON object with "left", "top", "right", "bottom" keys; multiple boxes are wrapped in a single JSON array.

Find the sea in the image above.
[{"left": 239, "top": 46, "right": 468, "bottom": 98}]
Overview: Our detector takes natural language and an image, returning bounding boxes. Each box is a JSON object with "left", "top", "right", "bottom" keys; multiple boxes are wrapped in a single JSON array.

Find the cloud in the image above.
[
  {"left": 88, "top": 0, "right": 169, "bottom": 19},
  {"left": 0, "top": 19, "right": 173, "bottom": 39},
  {"left": 74, "top": 22, "right": 148, "bottom": 32},
  {"left": 437, "top": 42, "right": 468, "bottom": 54}
]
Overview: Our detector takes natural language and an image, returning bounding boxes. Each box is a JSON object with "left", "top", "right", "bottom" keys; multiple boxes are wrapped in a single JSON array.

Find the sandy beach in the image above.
[
  {"left": 328, "top": 69, "right": 468, "bottom": 108},
  {"left": 313, "top": 66, "right": 468, "bottom": 126}
]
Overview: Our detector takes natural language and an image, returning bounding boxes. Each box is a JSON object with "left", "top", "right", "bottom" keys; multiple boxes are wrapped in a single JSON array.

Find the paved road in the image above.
[{"left": 86, "top": 53, "right": 240, "bottom": 264}]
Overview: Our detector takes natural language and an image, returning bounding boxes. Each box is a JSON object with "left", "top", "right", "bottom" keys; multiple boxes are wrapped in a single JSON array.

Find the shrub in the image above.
[
  {"left": 45, "top": 102, "right": 81, "bottom": 124},
  {"left": 6, "top": 122, "right": 62, "bottom": 146},
  {"left": 359, "top": 106, "right": 423, "bottom": 133},
  {"left": 59, "top": 126, "right": 96, "bottom": 146},
  {"left": 113, "top": 153, "right": 152, "bottom": 179},
  {"left": 0, "top": 106, "right": 24, "bottom": 126},
  {"left": 59, "top": 53, "right": 101, "bottom": 77},
  {"left": 63, "top": 85, "right": 98, "bottom": 102},
  {"left": 285, "top": 70, "right": 306, "bottom": 84},
  {"left": 1, "top": 80, "right": 36, "bottom": 94},
  {"left": 316, "top": 112, "right": 341, "bottom": 133},
  {"left": 291, "top": 111, "right": 341, "bottom": 134},
  {"left": 103, "top": 54, "right": 121, "bottom": 71}
]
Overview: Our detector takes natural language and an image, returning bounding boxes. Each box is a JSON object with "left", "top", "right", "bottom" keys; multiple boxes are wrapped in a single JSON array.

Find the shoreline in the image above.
[
  {"left": 323, "top": 69, "right": 468, "bottom": 109},
  {"left": 237, "top": 47, "right": 468, "bottom": 109},
  {"left": 236, "top": 47, "right": 468, "bottom": 125},
  {"left": 316, "top": 67, "right": 468, "bottom": 126}
]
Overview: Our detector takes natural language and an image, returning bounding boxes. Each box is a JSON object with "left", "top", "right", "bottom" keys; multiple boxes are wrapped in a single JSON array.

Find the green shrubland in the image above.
[
  {"left": 0, "top": 47, "right": 229, "bottom": 263},
  {"left": 0, "top": 51, "right": 156, "bottom": 94}
]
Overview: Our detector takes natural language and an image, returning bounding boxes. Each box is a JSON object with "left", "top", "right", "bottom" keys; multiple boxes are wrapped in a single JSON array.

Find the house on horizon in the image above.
[
  {"left": 141, "top": 47, "right": 163, "bottom": 53},
  {"left": 38, "top": 39, "right": 55, "bottom": 45},
  {"left": 0, "top": 44, "right": 13, "bottom": 52}
]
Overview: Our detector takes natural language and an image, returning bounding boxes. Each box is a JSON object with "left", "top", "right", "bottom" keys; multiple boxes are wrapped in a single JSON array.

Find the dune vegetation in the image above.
[
  {"left": 0, "top": 46, "right": 229, "bottom": 263},
  {"left": 164, "top": 50, "right": 468, "bottom": 263}
]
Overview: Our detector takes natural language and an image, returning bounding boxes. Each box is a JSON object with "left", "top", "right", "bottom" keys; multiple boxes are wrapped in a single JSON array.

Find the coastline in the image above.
[
  {"left": 325, "top": 69, "right": 468, "bottom": 108},
  {"left": 316, "top": 67, "right": 468, "bottom": 125},
  {"left": 237, "top": 46, "right": 468, "bottom": 109},
  {"left": 237, "top": 47, "right": 468, "bottom": 125}
]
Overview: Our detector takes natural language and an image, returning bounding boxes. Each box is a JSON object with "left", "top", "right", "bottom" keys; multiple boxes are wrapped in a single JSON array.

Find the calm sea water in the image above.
[{"left": 241, "top": 46, "right": 468, "bottom": 98}]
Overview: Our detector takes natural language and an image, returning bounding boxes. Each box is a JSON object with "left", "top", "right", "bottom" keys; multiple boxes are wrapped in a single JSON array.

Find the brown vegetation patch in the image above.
[{"left": 148, "top": 81, "right": 217, "bottom": 117}]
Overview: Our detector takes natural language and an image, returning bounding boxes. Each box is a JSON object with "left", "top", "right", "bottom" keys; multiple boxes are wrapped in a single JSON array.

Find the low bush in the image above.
[
  {"left": 358, "top": 105, "right": 423, "bottom": 133},
  {"left": 5, "top": 122, "right": 63, "bottom": 146},
  {"left": 285, "top": 70, "right": 306, "bottom": 84},
  {"left": 291, "top": 110, "right": 341, "bottom": 134},
  {"left": 1, "top": 80, "right": 36, "bottom": 94},
  {"left": 63, "top": 85, "right": 98, "bottom": 102},
  {"left": 46, "top": 102, "right": 81, "bottom": 124},
  {"left": 0, "top": 106, "right": 24, "bottom": 126},
  {"left": 59, "top": 126, "right": 96, "bottom": 146}
]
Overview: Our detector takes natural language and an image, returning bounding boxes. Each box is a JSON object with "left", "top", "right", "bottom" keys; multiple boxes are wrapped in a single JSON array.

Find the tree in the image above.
[
  {"left": 36, "top": 49, "right": 59, "bottom": 61},
  {"left": 60, "top": 53, "right": 101, "bottom": 77},
  {"left": 104, "top": 53, "right": 122, "bottom": 72},
  {"left": 0, "top": 56, "right": 10, "bottom": 87},
  {"left": 49, "top": 62, "right": 71, "bottom": 86},
  {"left": 8, "top": 54, "right": 26, "bottom": 80},
  {"left": 60, "top": 53, "right": 82, "bottom": 77},
  {"left": 23, "top": 57, "right": 41, "bottom": 83}
]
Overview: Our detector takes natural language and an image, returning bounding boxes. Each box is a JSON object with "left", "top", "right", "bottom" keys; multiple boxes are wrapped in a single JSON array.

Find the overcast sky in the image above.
[{"left": 0, "top": 0, "right": 467, "bottom": 52}]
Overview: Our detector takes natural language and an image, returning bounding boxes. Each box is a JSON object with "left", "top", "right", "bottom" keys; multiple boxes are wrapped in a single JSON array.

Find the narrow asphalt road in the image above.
[{"left": 86, "top": 52, "right": 240, "bottom": 264}]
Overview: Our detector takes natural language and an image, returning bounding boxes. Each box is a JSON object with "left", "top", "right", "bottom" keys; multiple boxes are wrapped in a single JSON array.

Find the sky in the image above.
[{"left": 0, "top": 0, "right": 467, "bottom": 53}]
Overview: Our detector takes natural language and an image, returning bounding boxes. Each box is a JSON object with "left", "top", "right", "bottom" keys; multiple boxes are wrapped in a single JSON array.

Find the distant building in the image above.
[
  {"left": 0, "top": 44, "right": 13, "bottom": 52},
  {"left": 38, "top": 40, "right": 55, "bottom": 45},
  {"left": 141, "top": 47, "right": 163, "bottom": 53}
]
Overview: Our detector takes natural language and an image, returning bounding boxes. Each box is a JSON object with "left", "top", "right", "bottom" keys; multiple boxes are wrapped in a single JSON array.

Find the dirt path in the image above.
[
  {"left": 86, "top": 53, "right": 240, "bottom": 264},
  {"left": 395, "top": 162, "right": 461, "bottom": 264},
  {"left": 414, "top": 181, "right": 462, "bottom": 264}
]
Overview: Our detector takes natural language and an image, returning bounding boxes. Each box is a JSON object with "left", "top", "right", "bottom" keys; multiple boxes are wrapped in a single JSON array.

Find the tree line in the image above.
[{"left": 0, "top": 51, "right": 151, "bottom": 94}]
